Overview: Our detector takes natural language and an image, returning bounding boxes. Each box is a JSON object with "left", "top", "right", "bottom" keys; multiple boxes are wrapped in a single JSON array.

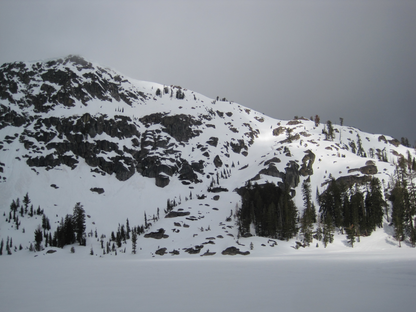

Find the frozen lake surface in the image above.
[{"left": 1, "top": 250, "right": 416, "bottom": 312}]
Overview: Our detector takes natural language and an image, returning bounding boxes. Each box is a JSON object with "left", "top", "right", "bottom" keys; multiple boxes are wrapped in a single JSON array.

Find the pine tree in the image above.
[
  {"left": 0, "top": 238, "right": 3, "bottom": 256},
  {"left": 126, "top": 219, "right": 131, "bottom": 240},
  {"left": 10, "top": 200, "right": 18, "bottom": 218},
  {"left": 34, "top": 226, "right": 43, "bottom": 251},
  {"left": 346, "top": 225, "right": 355, "bottom": 247},
  {"left": 319, "top": 179, "right": 345, "bottom": 228},
  {"left": 365, "top": 178, "right": 385, "bottom": 234},
  {"left": 390, "top": 181, "right": 406, "bottom": 247},
  {"left": 326, "top": 120, "right": 335, "bottom": 141},
  {"left": 350, "top": 187, "right": 364, "bottom": 238},
  {"left": 356, "top": 134, "right": 365, "bottom": 157},
  {"left": 286, "top": 128, "right": 293, "bottom": 143},
  {"left": 314, "top": 115, "right": 320, "bottom": 127},
  {"left": 6, "top": 237, "right": 12, "bottom": 255},
  {"left": 23, "top": 192, "right": 30, "bottom": 214},
  {"left": 300, "top": 179, "right": 315, "bottom": 246},
  {"left": 132, "top": 231, "right": 137, "bottom": 254},
  {"left": 313, "top": 216, "right": 323, "bottom": 242},
  {"left": 72, "top": 203, "right": 86, "bottom": 245},
  {"left": 322, "top": 214, "right": 334, "bottom": 247}
]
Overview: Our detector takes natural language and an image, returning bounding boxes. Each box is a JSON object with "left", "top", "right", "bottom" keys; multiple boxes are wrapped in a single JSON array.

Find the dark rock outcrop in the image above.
[
  {"left": 213, "top": 155, "right": 223, "bottom": 168},
  {"left": 221, "top": 246, "right": 250, "bottom": 256},
  {"left": 144, "top": 228, "right": 169, "bottom": 239},
  {"left": 155, "top": 248, "right": 167, "bottom": 256},
  {"left": 90, "top": 187, "right": 105, "bottom": 194},
  {"left": 165, "top": 211, "right": 191, "bottom": 218},
  {"left": 299, "top": 150, "right": 315, "bottom": 176},
  {"left": 185, "top": 245, "right": 204, "bottom": 254},
  {"left": 348, "top": 164, "right": 378, "bottom": 175}
]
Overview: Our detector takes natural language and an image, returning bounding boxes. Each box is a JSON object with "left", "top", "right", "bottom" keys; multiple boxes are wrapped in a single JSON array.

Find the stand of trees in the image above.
[
  {"left": 238, "top": 181, "right": 298, "bottom": 240},
  {"left": 237, "top": 176, "right": 391, "bottom": 248},
  {"left": 389, "top": 154, "right": 416, "bottom": 247},
  {"left": 318, "top": 177, "right": 385, "bottom": 247},
  {"left": 49, "top": 202, "right": 86, "bottom": 248}
]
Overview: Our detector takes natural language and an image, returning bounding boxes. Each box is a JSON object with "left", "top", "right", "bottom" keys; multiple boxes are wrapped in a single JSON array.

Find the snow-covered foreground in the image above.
[{"left": 1, "top": 250, "right": 416, "bottom": 312}]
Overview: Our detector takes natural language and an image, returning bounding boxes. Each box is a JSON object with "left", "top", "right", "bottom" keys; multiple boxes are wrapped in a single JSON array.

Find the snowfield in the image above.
[{"left": 1, "top": 248, "right": 416, "bottom": 312}]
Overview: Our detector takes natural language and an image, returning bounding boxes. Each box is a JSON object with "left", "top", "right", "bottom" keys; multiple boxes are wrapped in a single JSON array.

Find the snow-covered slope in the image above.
[{"left": 0, "top": 55, "right": 415, "bottom": 258}]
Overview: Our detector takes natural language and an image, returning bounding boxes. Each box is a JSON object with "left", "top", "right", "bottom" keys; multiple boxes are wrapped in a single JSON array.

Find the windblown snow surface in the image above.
[
  {"left": 1, "top": 246, "right": 416, "bottom": 312},
  {"left": 1, "top": 57, "right": 416, "bottom": 312}
]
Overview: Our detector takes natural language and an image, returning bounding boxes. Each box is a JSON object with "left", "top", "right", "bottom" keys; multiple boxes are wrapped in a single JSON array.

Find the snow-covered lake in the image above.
[{"left": 1, "top": 250, "right": 415, "bottom": 312}]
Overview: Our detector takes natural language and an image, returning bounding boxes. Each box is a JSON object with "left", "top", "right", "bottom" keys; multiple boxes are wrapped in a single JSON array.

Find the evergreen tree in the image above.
[
  {"left": 350, "top": 187, "right": 364, "bottom": 238},
  {"left": 286, "top": 128, "right": 293, "bottom": 143},
  {"left": 314, "top": 115, "right": 320, "bottom": 127},
  {"left": 313, "top": 216, "right": 323, "bottom": 242},
  {"left": 60, "top": 215, "right": 74, "bottom": 246},
  {"left": 346, "top": 225, "right": 355, "bottom": 247},
  {"left": 0, "top": 238, "right": 3, "bottom": 255},
  {"left": 279, "top": 187, "right": 298, "bottom": 240},
  {"left": 126, "top": 219, "right": 131, "bottom": 240},
  {"left": 365, "top": 178, "right": 385, "bottom": 234},
  {"left": 120, "top": 224, "right": 126, "bottom": 243},
  {"left": 10, "top": 199, "right": 18, "bottom": 219},
  {"left": 356, "top": 134, "right": 365, "bottom": 157},
  {"left": 6, "top": 237, "right": 12, "bottom": 255},
  {"left": 322, "top": 213, "right": 334, "bottom": 247},
  {"left": 34, "top": 226, "right": 43, "bottom": 251},
  {"left": 390, "top": 181, "right": 406, "bottom": 247},
  {"left": 23, "top": 193, "right": 31, "bottom": 214},
  {"left": 319, "top": 179, "right": 345, "bottom": 228},
  {"left": 300, "top": 179, "right": 315, "bottom": 246},
  {"left": 42, "top": 214, "right": 51, "bottom": 231},
  {"left": 132, "top": 231, "right": 137, "bottom": 254},
  {"left": 144, "top": 212, "right": 148, "bottom": 229},
  {"left": 72, "top": 203, "right": 86, "bottom": 245},
  {"left": 326, "top": 120, "right": 335, "bottom": 141}
]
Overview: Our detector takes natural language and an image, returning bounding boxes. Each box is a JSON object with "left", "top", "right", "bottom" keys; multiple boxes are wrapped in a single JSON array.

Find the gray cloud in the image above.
[{"left": 1, "top": 0, "right": 415, "bottom": 143}]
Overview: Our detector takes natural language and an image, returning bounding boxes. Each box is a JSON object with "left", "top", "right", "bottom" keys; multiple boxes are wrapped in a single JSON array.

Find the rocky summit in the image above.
[{"left": 0, "top": 55, "right": 415, "bottom": 258}]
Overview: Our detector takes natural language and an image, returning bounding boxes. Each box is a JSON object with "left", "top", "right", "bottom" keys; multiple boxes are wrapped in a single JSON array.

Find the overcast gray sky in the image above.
[{"left": 1, "top": 0, "right": 415, "bottom": 144}]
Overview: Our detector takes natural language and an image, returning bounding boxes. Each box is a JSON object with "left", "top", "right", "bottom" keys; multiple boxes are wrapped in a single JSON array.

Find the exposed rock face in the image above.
[
  {"left": 0, "top": 55, "right": 146, "bottom": 112},
  {"left": 139, "top": 113, "right": 202, "bottom": 142}
]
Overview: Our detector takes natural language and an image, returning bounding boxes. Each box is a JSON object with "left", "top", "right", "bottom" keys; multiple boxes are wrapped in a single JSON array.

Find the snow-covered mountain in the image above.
[{"left": 1, "top": 55, "right": 414, "bottom": 258}]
